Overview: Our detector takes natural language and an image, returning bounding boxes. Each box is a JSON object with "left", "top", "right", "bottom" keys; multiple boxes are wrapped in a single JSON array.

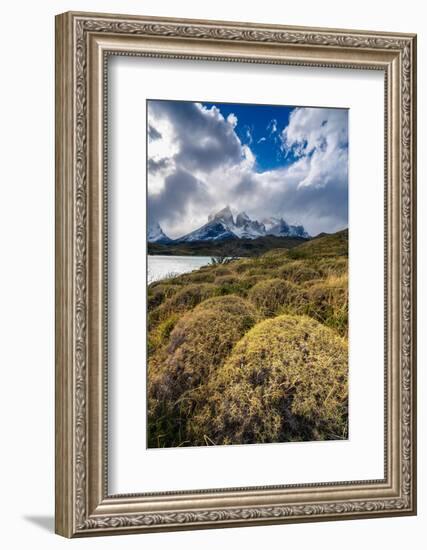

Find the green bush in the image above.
[
  {"left": 248, "top": 278, "right": 300, "bottom": 316},
  {"left": 189, "top": 314, "right": 348, "bottom": 445}
]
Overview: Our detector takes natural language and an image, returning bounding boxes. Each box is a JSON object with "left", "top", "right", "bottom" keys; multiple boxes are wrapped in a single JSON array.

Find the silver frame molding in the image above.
[{"left": 55, "top": 11, "right": 417, "bottom": 538}]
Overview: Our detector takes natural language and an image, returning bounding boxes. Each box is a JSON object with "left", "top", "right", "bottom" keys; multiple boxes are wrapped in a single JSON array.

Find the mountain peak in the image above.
[
  {"left": 176, "top": 207, "right": 310, "bottom": 243},
  {"left": 208, "top": 205, "right": 234, "bottom": 224},
  {"left": 147, "top": 220, "right": 172, "bottom": 243},
  {"left": 235, "top": 211, "right": 250, "bottom": 226}
]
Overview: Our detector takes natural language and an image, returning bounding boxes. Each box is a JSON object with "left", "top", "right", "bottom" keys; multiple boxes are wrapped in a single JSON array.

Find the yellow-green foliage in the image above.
[
  {"left": 179, "top": 269, "right": 216, "bottom": 283},
  {"left": 248, "top": 278, "right": 300, "bottom": 316},
  {"left": 240, "top": 274, "right": 262, "bottom": 288},
  {"left": 232, "top": 259, "right": 256, "bottom": 274},
  {"left": 149, "top": 283, "right": 219, "bottom": 327},
  {"left": 147, "top": 283, "right": 180, "bottom": 309},
  {"left": 147, "top": 296, "right": 258, "bottom": 447},
  {"left": 317, "top": 257, "right": 348, "bottom": 277},
  {"left": 147, "top": 230, "right": 349, "bottom": 447},
  {"left": 189, "top": 315, "right": 348, "bottom": 445},
  {"left": 289, "top": 274, "right": 348, "bottom": 336},
  {"left": 278, "top": 260, "right": 320, "bottom": 284},
  {"left": 148, "top": 313, "right": 181, "bottom": 354},
  {"left": 212, "top": 266, "right": 232, "bottom": 277},
  {"left": 299, "top": 274, "right": 348, "bottom": 336},
  {"left": 213, "top": 274, "right": 239, "bottom": 287},
  {"left": 287, "top": 229, "right": 348, "bottom": 259},
  {"left": 213, "top": 274, "right": 253, "bottom": 295}
]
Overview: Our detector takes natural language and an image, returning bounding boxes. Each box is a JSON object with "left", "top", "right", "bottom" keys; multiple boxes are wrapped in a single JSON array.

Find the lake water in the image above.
[{"left": 148, "top": 255, "right": 213, "bottom": 284}]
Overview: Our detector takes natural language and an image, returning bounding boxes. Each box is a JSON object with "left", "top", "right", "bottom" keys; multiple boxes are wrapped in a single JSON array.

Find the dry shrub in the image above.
[
  {"left": 240, "top": 274, "right": 262, "bottom": 288},
  {"left": 189, "top": 314, "right": 348, "bottom": 445},
  {"left": 300, "top": 274, "right": 348, "bottom": 336},
  {"left": 214, "top": 274, "right": 240, "bottom": 286},
  {"left": 317, "top": 257, "right": 348, "bottom": 277},
  {"left": 244, "top": 267, "right": 266, "bottom": 277},
  {"left": 147, "top": 283, "right": 180, "bottom": 310},
  {"left": 232, "top": 260, "right": 254, "bottom": 274},
  {"left": 147, "top": 296, "right": 258, "bottom": 447},
  {"left": 212, "top": 266, "right": 232, "bottom": 277},
  {"left": 248, "top": 278, "right": 300, "bottom": 316},
  {"left": 287, "top": 229, "right": 348, "bottom": 259},
  {"left": 278, "top": 261, "right": 320, "bottom": 284},
  {"left": 180, "top": 269, "right": 216, "bottom": 284},
  {"left": 147, "top": 313, "right": 180, "bottom": 354},
  {"left": 148, "top": 283, "right": 219, "bottom": 327}
]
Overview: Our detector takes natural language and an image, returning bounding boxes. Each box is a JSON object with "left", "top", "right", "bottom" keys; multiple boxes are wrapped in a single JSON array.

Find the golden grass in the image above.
[
  {"left": 248, "top": 278, "right": 300, "bottom": 317},
  {"left": 147, "top": 230, "right": 349, "bottom": 447},
  {"left": 189, "top": 314, "right": 348, "bottom": 445},
  {"left": 147, "top": 296, "right": 258, "bottom": 448},
  {"left": 148, "top": 283, "right": 220, "bottom": 328}
]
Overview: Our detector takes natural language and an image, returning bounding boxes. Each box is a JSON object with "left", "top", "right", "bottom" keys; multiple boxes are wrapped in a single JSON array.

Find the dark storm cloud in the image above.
[
  {"left": 148, "top": 124, "right": 162, "bottom": 141},
  {"left": 148, "top": 168, "right": 208, "bottom": 226},
  {"left": 148, "top": 100, "right": 243, "bottom": 172},
  {"left": 147, "top": 102, "right": 349, "bottom": 238},
  {"left": 147, "top": 157, "right": 171, "bottom": 175}
]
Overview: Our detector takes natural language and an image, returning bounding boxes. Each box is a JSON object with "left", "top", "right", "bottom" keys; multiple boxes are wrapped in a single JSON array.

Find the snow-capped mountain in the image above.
[
  {"left": 176, "top": 206, "right": 310, "bottom": 243},
  {"left": 235, "top": 211, "right": 266, "bottom": 239},
  {"left": 178, "top": 206, "right": 237, "bottom": 242},
  {"left": 262, "top": 217, "right": 310, "bottom": 239},
  {"left": 147, "top": 220, "right": 172, "bottom": 243}
]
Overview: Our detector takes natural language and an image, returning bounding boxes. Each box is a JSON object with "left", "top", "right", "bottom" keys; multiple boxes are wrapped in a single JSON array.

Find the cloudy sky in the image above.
[{"left": 147, "top": 99, "right": 348, "bottom": 239}]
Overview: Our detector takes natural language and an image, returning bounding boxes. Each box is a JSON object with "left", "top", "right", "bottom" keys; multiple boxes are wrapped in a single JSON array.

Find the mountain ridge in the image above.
[{"left": 149, "top": 206, "right": 310, "bottom": 244}]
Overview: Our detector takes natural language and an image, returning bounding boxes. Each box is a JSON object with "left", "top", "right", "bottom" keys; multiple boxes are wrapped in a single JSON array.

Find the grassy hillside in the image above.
[
  {"left": 147, "top": 229, "right": 349, "bottom": 448},
  {"left": 286, "top": 229, "right": 348, "bottom": 259},
  {"left": 148, "top": 234, "right": 308, "bottom": 257}
]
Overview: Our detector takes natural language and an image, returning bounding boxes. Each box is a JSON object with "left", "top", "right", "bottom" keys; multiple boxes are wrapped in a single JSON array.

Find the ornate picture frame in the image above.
[{"left": 55, "top": 11, "right": 417, "bottom": 537}]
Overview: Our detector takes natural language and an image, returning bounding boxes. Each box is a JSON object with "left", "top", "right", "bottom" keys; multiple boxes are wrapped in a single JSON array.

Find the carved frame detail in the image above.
[{"left": 55, "top": 11, "right": 416, "bottom": 537}]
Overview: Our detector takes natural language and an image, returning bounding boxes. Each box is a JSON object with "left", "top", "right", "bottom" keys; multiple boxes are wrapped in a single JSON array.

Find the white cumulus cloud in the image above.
[{"left": 147, "top": 101, "right": 348, "bottom": 238}]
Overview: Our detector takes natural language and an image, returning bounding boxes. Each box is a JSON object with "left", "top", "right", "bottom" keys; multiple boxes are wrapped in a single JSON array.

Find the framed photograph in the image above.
[{"left": 55, "top": 11, "right": 417, "bottom": 537}]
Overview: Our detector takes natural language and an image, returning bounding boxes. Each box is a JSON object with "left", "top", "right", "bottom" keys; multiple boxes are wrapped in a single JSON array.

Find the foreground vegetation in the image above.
[{"left": 147, "top": 229, "right": 349, "bottom": 448}]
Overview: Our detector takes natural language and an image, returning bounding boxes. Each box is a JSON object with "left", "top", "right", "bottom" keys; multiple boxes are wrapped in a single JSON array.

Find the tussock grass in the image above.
[
  {"left": 287, "top": 229, "right": 348, "bottom": 259},
  {"left": 149, "top": 283, "right": 220, "bottom": 328},
  {"left": 232, "top": 260, "right": 258, "bottom": 274},
  {"left": 147, "top": 229, "right": 349, "bottom": 447},
  {"left": 278, "top": 260, "right": 320, "bottom": 284},
  {"left": 248, "top": 278, "right": 300, "bottom": 317},
  {"left": 298, "top": 274, "right": 348, "bottom": 336},
  {"left": 189, "top": 315, "right": 348, "bottom": 445},
  {"left": 239, "top": 274, "right": 262, "bottom": 288},
  {"left": 214, "top": 274, "right": 240, "bottom": 286},
  {"left": 212, "top": 266, "right": 232, "bottom": 277},
  {"left": 147, "top": 283, "right": 180, "bottom": 310},
  {"left": 179, "top": 270, "right": 216, "bottom": 283},
  {"left": 317, "top": 257, "right": 348, "bottom": 277},
  {"left": 147, "top": 296, "right": 258, "bottom": 447}
]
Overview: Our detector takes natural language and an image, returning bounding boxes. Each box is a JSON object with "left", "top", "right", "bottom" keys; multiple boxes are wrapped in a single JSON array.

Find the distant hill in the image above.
[
  {"left": 286, "top": 229, "right": 348, "bottom": 259},
  {"left": 148, "top": 234, "right": 309, "bottom": 257}
]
